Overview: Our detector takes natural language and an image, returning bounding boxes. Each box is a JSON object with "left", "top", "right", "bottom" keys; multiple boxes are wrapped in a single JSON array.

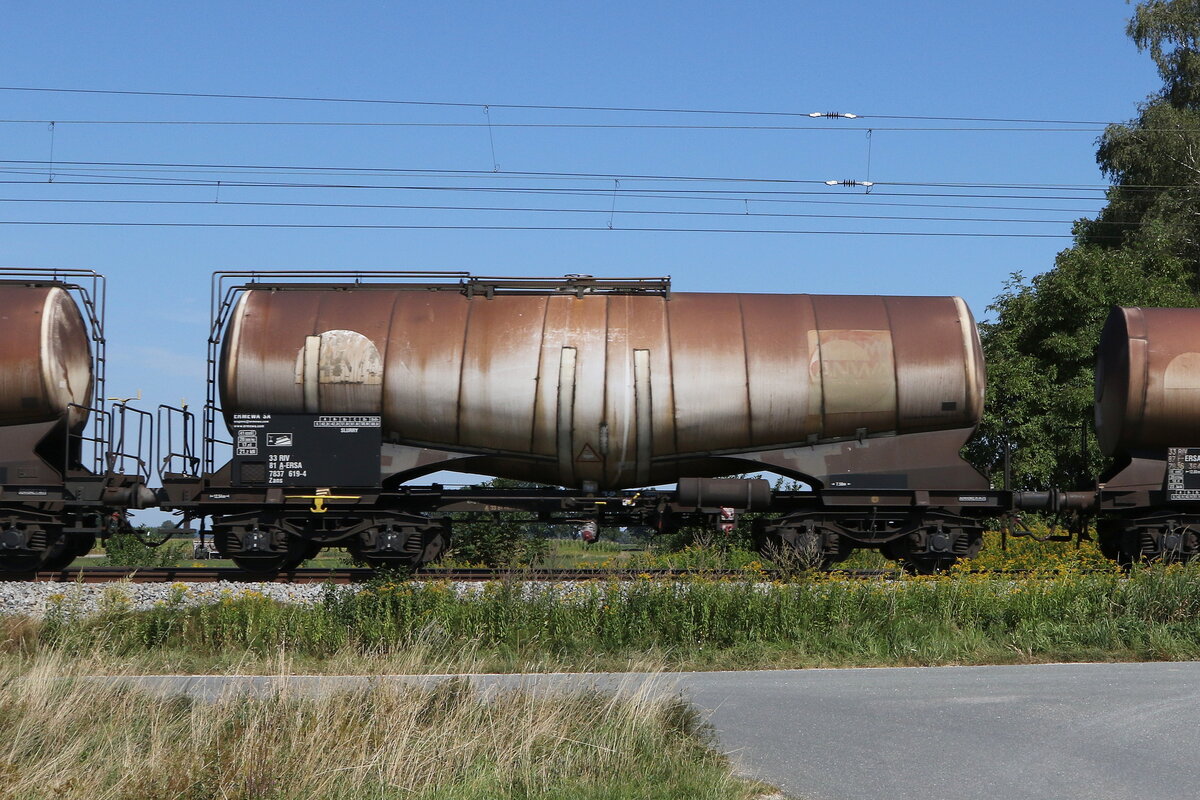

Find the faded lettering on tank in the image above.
[
  {"left": 809, "top": 329, "right": 896, "bottom": 415},
  {"left": 1164, "top": 352, "right": 1200, "bottom": 391}
]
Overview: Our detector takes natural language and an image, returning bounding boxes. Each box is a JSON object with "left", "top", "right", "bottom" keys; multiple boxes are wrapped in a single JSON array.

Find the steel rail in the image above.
[
  {"left": 3, "top": 566, "right": 1122, "bottom": 583},
  {"left": 12, "top": 566, "right": 886, "bottom": 583}
]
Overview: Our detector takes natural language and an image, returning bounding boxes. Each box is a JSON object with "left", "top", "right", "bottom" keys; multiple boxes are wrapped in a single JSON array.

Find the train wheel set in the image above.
[{"left": 0, "top": 269, "right": 1193, "bottom": 576}]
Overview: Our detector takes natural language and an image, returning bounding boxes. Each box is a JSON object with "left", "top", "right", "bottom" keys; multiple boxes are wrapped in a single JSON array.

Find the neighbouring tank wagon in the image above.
[
  {"left": 1095, "top": 306, "right": 1200, "bottom": 457},
  {"left": 1093, "top": 306, "right": 1200, "bottom": 563},
  {"left": 0, "top": 270, "right": 153, "bottom": 574},
  {"left": 0, "top": 284, "right": 93, "bottom": 429}
]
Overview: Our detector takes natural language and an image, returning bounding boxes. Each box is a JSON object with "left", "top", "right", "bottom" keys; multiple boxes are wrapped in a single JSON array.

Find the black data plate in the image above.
[
  {"left": 230, "top": 414, "right": 382, "bottom": 487},
  {"left": 1166, "top": 447, "right": 1200, "bottom": 501}
]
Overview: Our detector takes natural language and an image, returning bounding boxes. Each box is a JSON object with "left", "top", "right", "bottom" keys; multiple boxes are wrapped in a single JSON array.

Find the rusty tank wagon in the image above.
[
  {"left": 0, "top": 269, "right": 153, "bottom": 574},
  {"left": 156, "top": 271, "right": 1012, "bottom": 574},
  {"left": 1092, "top": 306, "right": 1200, "bottom": 563}
]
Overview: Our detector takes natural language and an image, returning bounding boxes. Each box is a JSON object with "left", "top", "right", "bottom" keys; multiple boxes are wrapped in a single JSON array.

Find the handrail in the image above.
[
  {"left": 157, "top": 404, "right": 200, "bottom": 477},
  {"left": 106, "top": 402, "right": 153, "bottom": 482},
  {"left": 66, "top": 403, "right": 110, "bottom": 476}
]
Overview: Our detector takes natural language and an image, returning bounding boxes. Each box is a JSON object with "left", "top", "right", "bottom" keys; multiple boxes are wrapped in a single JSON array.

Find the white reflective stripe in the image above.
[
  {"left": 556, "top": 347, "right": 577, "bottom": 482},
  {"left": 303, "top": 335, "right": 321, "bottom": 413},
  {"left": 634, "top": 349, "right": 651, "bottom": 485},
  {"left": 953, "top": 296, "right": 981, "bottom": 419}
]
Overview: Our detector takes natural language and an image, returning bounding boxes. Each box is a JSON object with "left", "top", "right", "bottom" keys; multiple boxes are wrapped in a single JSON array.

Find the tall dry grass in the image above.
[{"left": 0, "top": 651, "right": 759, "bottom": 800}]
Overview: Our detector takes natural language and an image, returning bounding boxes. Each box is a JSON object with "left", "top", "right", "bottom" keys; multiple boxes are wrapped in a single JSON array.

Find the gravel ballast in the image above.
[
  {"left": 0, "top": 578, "right": 702, "bottom": 617},
  {"left": 0, "top": 581, "right": 345, "bottom": 617}
]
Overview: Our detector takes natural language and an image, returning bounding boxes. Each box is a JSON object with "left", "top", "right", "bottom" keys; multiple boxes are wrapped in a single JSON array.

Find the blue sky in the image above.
[{"left": 0, "top": 1, "right": 1163, "bottom": 441}]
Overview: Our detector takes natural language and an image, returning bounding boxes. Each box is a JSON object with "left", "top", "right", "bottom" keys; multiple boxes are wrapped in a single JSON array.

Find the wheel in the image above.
[
  {"left": 39, "top": 537, "right": 78, "bottom": 572},
  {"left": 215, "top": 524, "right": 312, "bottom": 577},
  {"left": 0, "top": 552, "right": 42, "bottom": 574},
  {"left": 882, "top": 527, "right": 976, "bottom": 573},
  {"left": 279, "top": 541, "right": 322, "bottom": 571},
  {"left": 754, "top": 522, "right": 831, "bottom": 571},
  {"left": 230, "top": 554, "right": 289, "bottom": 576},
  {"left": 0, "top": 524, "right": 68, "bottom": 574},
  {"left": 899, "top": 557, "right": 957, "bottom": 575}
]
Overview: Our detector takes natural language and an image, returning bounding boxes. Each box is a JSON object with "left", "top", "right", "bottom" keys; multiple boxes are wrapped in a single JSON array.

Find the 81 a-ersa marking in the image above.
[
  {"left": 230, "top": 414, "right": 382, "bottom": 487},
  {"left": 1167, "top": 447, "right": 1200, "bottom": 501}
]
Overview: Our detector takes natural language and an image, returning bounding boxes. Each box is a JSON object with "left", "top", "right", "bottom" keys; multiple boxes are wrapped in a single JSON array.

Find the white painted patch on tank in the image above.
[
  {"left": 293, "top": 330, "right": 384, "bottom": 414},
  {"left": 293, "top": 330, "right": 384, "bottom": 386}
]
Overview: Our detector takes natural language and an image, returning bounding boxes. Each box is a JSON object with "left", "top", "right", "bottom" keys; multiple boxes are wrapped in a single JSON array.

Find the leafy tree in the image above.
[
  {"left": 972, "top": 0, "right": 1200, "bottom": 489},
  {"left": 968, "top": 248, "right": 1195, "bottom": 488}
]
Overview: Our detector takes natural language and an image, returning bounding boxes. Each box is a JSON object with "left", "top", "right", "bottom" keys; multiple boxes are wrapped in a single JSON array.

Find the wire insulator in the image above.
[{"left": 824, "top": 179, "right": 876, "bottom": 188}]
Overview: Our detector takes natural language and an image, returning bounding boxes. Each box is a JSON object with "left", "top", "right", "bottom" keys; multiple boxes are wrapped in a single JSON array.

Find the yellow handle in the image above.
[{"left": 284, "top": 494, "right": 361, "bottom": 513}]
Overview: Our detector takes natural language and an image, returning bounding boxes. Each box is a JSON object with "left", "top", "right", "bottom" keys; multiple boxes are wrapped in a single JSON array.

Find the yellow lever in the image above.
[{"left": 284, "top": 494, "right": 362, "bottom": 513}]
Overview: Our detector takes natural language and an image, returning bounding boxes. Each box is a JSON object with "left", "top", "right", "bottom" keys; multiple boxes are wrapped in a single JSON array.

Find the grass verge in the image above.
[
  {"left": 0, "top": 652, "right": 766, "bottom": 800},
  {"left": 5, "top": 563, "right": 1200, "bottom": 674}
]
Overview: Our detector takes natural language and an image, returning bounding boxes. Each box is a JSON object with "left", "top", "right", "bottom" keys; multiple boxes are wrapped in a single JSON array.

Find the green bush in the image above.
[
  {"left": 446, "top": 513, "right": 549, "bottom": 567},
  {"left": 101, "top": 532, "right": 189, "bottom": 568},
  {"left": 445, "top": 479, "right": 553, "bottom": 568}
]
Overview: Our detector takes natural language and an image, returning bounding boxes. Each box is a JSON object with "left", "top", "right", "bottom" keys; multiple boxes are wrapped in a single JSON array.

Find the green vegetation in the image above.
[
  {"left": 99, "top": 532, "right": 190, "bottom": 568},
  {"left": 444, "top": 510, "right": 550, "bottom": 568},
  {"left": 440, "top": 479, "right": 579, "bottom": 568},
  {"left": 0, "top": 654, "right": 762, "bottom": 800},
  {"left": 9, "top": 557, "right": 1200, "bottom": 674},
  {"left": 970, "top": 0, "right": 1200, "bottom": 488}
]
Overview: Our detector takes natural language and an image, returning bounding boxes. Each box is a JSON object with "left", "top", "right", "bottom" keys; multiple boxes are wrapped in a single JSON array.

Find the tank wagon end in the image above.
[
  {"left": 1091, "top": 306, "right": 1200, "bottom": 563},
  {"left": 0, "top": 269, "right": 155, "bottom": 574}
]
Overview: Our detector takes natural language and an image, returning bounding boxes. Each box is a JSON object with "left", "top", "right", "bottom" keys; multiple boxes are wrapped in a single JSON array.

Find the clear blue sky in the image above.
[{"left": 0, "top": 1, "right": 1161, "bottom": 428}]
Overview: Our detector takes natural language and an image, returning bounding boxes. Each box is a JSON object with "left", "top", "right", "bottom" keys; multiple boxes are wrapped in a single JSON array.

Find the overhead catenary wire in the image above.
[
  {"left": 0, "top": 118, "right": 1116, "bottom": 132},
  {"left": 0, "top": 85, "right": 1118, "bottom": 125},
  {"left": 0, "top": 173, "right": 1115, "bottom": 201},
  {"left": 0, "top": 159, "right": 1132, "bottom": 191},
  {"left": 0, "top": 220, "right": 1074, "bottom": 237},
  {"left": 0, "top": 171, "right": 1103, "bottom": 213},
  {"left": 0, "top": 87, "right": 1119, "bottom": 242},
  {"left": 0, "top": 195, "right": 1098, "bottom": 225}
]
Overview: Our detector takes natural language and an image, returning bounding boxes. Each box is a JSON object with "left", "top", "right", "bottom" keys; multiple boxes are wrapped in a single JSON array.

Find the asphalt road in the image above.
[{"left": 117, "top": 662, "right": 1200, "bottom": 800}]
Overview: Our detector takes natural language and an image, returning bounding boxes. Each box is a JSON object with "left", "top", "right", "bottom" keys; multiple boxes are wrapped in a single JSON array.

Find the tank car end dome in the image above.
[
  {"left": 0, "top": 285, "right": 93, "bottom": 428},
  {"left": 1096, "top": 306, "right": 1200, "bottom": 456}
]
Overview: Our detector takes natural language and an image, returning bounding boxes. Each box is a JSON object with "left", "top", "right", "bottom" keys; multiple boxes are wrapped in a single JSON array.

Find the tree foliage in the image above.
[{"left": 972, "top": 0, "right": 1200, "bottom": 489}]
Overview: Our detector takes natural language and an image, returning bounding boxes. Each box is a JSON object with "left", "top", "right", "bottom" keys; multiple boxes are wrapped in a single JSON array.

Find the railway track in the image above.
[
  {"left": 9, "top": 566, "right": 904, "bottom": 584},
  {"left": 2, "top": 565, "right": 1115, "bottom": 584}
]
